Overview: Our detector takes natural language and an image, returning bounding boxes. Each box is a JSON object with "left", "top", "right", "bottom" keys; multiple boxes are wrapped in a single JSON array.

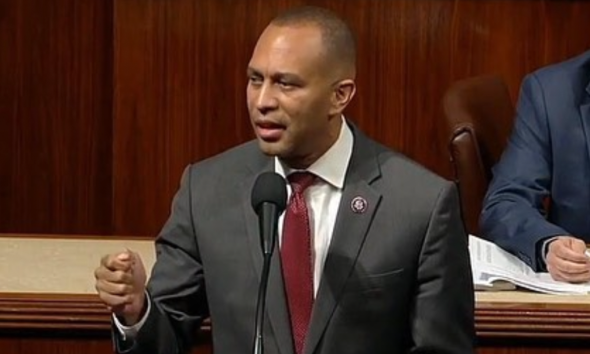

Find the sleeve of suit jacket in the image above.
[
  {"left": 479, "top": 73, "right": 568, "bottom": 270},
  {"left": 113, "top": 165, "right": 210, "bottom": 354},
  {"left": 410, "top": 182, "right": 476, "bottom": 353}
]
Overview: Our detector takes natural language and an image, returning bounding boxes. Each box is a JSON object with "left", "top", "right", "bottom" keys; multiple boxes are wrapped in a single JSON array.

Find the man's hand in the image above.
[
  {"left": 94, "top": 250, "right": 147, "bottom": 325},
  {"left": 546, "top": 236, "right": 590, "bottom": 283}
]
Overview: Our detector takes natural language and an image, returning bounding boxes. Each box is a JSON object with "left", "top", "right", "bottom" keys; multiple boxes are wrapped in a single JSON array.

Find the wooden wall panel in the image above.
[
  {"left": 0, "top": 337, "right": 113, "bottom": 354},
  {"left": 1, "top": 0, "right": 590, "bottom": 235},
  {"left": 0, "top": 292, "right": 212, "bottom": 354},
  {"left": 0, "top": 337, "right": 212, "bottom": 354},
  {"left": 112, "top": 0, "right": 254, "bottom": 235},
  {"left": 3, "top": 291, "right": 590, "bottom": 354},
  {"left": 0, "top": 0, "right": 113, "bottom": 234},
  {"left": 112, "top": 0, "right": 590, "bottom": 236}
]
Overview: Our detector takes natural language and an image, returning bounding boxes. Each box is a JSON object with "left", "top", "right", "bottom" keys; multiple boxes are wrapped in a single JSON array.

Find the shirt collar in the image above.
[{"left": 274, "top": 116, "right": 353, "bottom": 189}]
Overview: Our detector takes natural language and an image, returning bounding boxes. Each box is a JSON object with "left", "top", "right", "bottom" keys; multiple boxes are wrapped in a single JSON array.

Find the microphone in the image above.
[
  {"left": 250, "top": 172, "right": 287, "bottom": 354},
  {"left": 251, "top": 172, "right": 288, "bottom": 256}
]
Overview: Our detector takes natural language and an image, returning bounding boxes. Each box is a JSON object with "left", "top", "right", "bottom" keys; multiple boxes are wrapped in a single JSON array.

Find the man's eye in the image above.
[
  {"left": 249, "top": 76, "right": 263, "bottom": 85},
  {"left": 278, "top": 81, "right": 294, "bottom": 88}
]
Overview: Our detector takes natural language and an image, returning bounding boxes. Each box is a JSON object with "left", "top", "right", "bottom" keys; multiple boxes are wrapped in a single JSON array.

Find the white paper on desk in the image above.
[{"left": 469, "top": 235, "right": 590, "bottom": 295}]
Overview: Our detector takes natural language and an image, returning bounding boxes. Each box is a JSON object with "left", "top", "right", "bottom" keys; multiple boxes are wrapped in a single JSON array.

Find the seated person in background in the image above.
[
  {"left": 480, "top": 49, "right": 590, "bottom": 283},
  {"left": 94, "top": 5, "right": 475, "bottom": 354}
]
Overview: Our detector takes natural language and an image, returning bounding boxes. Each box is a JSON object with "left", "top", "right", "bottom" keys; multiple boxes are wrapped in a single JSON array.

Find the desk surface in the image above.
[
  {"left": 477, "top": 290, "right": 590, "bottom": 305},
  {"left": 0, "top": 235, "right": 155, "bottom": 294},
  {"left": 3, "top": 235, "right": 590, "bottom": 302},
  {"left": 2, "top": 234, "right": 590, "bottom": 339}
]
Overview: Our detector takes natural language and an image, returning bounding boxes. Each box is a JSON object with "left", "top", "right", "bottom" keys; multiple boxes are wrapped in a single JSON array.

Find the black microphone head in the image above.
[{"left": 251, "top": 172, "right": 288, "bottom": 215}]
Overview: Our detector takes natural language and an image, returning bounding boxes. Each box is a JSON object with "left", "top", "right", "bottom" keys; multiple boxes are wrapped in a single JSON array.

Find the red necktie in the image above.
[{"left": 281, "top": 172, "right": 316, "bottom": 354}]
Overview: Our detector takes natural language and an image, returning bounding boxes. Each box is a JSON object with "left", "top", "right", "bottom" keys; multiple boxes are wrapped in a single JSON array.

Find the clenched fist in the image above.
[{"left": 94, "top": 250, "right": 147, "bottom": 325}]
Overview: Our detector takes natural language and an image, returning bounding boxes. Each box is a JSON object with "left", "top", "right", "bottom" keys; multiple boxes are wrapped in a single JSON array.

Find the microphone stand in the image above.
[
  {"left": 253, "top": 204, "right": 279, "bottom": 354},
  {"left": 253, "top": 251, "right": 273, "bottom": 354}
]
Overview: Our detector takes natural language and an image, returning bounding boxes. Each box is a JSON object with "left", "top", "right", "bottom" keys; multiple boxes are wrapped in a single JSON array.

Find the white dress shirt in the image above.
[
  {"left": 115, "top": 116, "right": 353, "bottom": 338},
  {"left": 275, "top": 117, "right": 353, "bottom": 296}
]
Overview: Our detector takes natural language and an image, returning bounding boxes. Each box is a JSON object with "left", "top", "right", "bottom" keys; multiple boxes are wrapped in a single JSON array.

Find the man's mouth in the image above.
[{"left": 255, "top": 121, "right": 285, "bottom": 141}]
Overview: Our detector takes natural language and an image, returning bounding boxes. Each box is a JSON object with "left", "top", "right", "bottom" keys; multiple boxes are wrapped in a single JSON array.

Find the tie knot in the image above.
[{"left": 288, "top": 172, "right": 316, "bottom": 194}]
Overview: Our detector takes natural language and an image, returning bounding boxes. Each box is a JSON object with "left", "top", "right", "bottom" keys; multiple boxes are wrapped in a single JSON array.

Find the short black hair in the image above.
[{"left": 270, "top": 6, "right": 356, "bottom": 74}]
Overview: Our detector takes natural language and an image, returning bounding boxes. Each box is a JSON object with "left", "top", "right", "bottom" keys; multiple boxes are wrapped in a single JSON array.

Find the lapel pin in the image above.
[{"left": 350, "top": 196, "right": 368, "bottom": 213}]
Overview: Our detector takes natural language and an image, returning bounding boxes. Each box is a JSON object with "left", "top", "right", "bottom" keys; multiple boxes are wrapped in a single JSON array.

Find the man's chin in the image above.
[{"left": 257, "top": 139, "right": 286, "bottom": 157}]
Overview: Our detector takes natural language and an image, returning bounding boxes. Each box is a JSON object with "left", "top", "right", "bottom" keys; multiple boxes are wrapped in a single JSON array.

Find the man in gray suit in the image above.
[{"left": 94, "top": 6, "right": 475, "bottom": 354}]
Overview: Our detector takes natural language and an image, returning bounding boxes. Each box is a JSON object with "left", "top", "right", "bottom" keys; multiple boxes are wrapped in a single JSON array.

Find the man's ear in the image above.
[{"left": 329, "top": 79, "right": 356, "bottom": 115}]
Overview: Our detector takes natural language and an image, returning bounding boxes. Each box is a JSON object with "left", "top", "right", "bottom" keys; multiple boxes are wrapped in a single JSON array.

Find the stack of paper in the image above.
[{"left": 469, "top": 235, "right": 590, "bottom": 295}]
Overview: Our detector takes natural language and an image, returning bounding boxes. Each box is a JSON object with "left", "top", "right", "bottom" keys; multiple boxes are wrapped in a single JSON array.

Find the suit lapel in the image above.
[
  {"left": 304, "top": 128, "right": 383, "bottom": 354},
  {"left": 242, "top": 157, "right": 295, "bottom": 354}
]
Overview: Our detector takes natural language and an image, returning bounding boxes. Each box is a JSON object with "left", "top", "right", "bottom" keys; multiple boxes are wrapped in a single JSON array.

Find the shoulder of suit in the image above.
[
  {"left": 186, "top": 139, "right": 263, "bottom": 174},
  {"left": 528, "top": 49, "right": 590, "bottom": 89},
  {"left": 372, "top": 140, "right": 452, "bottom": 190}
]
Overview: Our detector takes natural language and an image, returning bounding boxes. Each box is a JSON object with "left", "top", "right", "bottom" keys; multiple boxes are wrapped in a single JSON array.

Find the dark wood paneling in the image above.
[
  {"left": 2, "top": 0, "right": 590, "bottom": 235},
  {"left": 112, "top": 0, "right": 590, "bottom": 236},
  {"left": 0, "top": 293, "right": 213, "bottom": 354},
  {"left": 3, "top": 292, "right": 590, "bottom": 353},
  {"left": 478, "top": 348, "right": 590, "bottom": 354},
  {"left": 112, "top": 0, "right": 266, "bottom": 235},
  {"left": 2, "top": 336, "right": 589, "bottom": 354},
  {"left": 0, "top": 338, "right": 113, "bottom": 354},
  {"left": 0, "top": 293, "right": 107, "bottom": 331},
  {"left": 0, "top": 232, "right": 152, "bottom": 241},
  {"left": 0, "top": 0, "right": 113, "bottom": 234}
]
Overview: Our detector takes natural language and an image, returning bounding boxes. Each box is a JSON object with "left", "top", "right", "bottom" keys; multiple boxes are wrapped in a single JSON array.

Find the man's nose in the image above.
[{"left": 256, "top": 83, "right": 279, "bottom": 114}]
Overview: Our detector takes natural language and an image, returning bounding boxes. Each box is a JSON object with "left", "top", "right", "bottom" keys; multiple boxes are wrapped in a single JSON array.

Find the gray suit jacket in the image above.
[{"left": 115, "top": 122, "right": 475, "bottom": 354}]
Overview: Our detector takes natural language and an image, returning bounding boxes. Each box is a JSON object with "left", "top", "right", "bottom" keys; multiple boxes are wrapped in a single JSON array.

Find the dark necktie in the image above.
[{"left": 281, "top": 171, "right": 316, "bottom": 354}]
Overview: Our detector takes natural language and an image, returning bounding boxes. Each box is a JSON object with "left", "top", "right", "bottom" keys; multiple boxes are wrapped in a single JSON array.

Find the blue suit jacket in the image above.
[{"left": 480, "top": 50, "right": 590, "bottom": 271}]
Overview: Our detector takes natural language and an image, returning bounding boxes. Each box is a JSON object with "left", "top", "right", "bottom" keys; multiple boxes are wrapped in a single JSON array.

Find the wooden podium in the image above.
[
  {"left": 2, "top": 235, "right": 590, "bottom": 354},
  {"left": 476, "top": 291, "right": 590, "bottom": 353}
]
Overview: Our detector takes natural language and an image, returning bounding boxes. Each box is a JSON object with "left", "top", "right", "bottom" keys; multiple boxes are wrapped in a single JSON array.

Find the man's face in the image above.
[{"left": 246, "top": 24, "right": 340, "bottom": 168}]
